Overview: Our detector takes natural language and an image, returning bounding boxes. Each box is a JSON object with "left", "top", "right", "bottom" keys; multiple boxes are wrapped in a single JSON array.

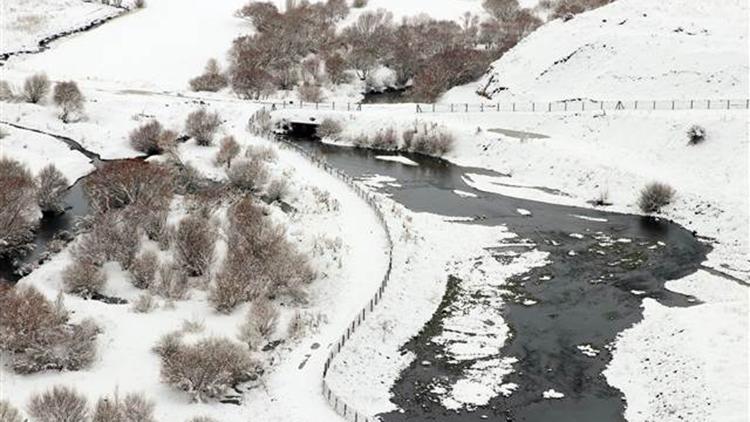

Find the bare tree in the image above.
[
  {"left": 227, "top": 158, "right": 269, "bottom": 192},
  {"left": 185, "top": 109, "right": 222, "bottom": 146},
  {"left": 84, "top": 160, "right": 173, "bottom": 214},
  {"left": 130, "top": 250, "right": 159, "bottom": 289},
  {"left": 189, "top": 59, "right": 229, "bottom": 92},
  {"left": 36, "top": 164, "right": 69, "bottom": 214},
  {"left": 215, "top": 136, "right": 240, "bottom": 168},
  {"left": 23, "top": 73, "right": 50, "bottom": 104},
  {"left": 129, "top": 120, "right": 164, "bottom": 154},
  {"left": 52, "top": 81, "right": 85, "bottom": 123},
  {"left": 92, "top": 392, "right": 156, "bottom": 422},
  {"left": 342, "top": 10, "right": 394, "bottom": 80}
]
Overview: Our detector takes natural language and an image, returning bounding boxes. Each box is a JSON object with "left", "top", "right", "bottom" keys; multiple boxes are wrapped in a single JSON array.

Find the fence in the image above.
[
  {"left": 258, "top": 98, "right": 750, "bottom": 115},
  {"left": 272, "top": 133, "right": 394, "bottom": 422}
]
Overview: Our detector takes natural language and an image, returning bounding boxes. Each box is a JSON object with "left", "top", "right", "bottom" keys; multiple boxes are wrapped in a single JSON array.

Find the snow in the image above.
[
  {"left": 0, "top": 123, "right": 94, "bottom": 182},
  {"left": 453, "top": 189, "right": 477, "bottom": 198},
  {"left": 374, "top": 154, "right": 418, "bottom": 166},
  {"left": 1, "top": 0, "right": 120, "bottom": 55},
  {"left": 516, "top": 208, "right": 531, "bottom": 216},
  {"left": 542, "top": 389, "right": 565, "bottom": 399},
  {"left": 442, "top": 0, "right": 749, "bottom": 102}
]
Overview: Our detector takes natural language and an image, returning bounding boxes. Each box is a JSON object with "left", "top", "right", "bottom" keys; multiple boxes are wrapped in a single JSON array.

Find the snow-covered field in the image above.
[{"left": 0, "top": 0, "right": 748, "bottom": 421}]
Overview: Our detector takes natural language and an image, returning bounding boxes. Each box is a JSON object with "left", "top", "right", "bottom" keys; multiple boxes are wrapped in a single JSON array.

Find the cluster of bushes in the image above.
[
  {"left": 3, "top": 386, "right": 156, "bottom": 422},
  {"left": 0, "top": 73, "right": 85, "bottom": 122},
  {"left": 348, "top": 123, "right": 455, "bottom": 157},
  {"left": 154, "top": 333, "right": 258, "bottom": 402},
  {"left": 637, "top": 182, "right": 676, "bottom": 214},
  {"left": 210, "top": 197, "right": 314, "bottom": 313},
  {"left": 0, "top": 157, "right": 70, "bottom": 258},
  {"left": 0, "top": 285, "right": 100, "bottom": 374},
  {"left": 541, "top": 0, "right": 614, "bottom": 20},
  {"left": 195, "top": 0, "right": 523, "bottom": 102}
]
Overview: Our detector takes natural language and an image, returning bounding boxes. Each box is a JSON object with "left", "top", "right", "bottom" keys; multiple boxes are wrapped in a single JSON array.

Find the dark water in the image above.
[
  {"left": 289, "top": 139, "right": 710, "bottom": 422},
  {"left": 0, "top": 125, "right": 100, "bottom": 282}
]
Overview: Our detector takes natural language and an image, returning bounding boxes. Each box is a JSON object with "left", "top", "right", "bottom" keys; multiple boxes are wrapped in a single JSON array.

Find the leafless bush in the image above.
[
  {"left": 0, "top": 80, "right": 16, "bottom": 101},
  {"left": 130, "top": 250, "right": 159, "bottom": 289},
  {"left": 209, "top": 198, "right": 314, "bottom": 313},
  {"left": 63, "top": 259, "right": 106, "bottom": 297},
  {"left": 687, "top": 125, "right": 706, "bottom": 145},
  {"left": 227, "top": 159, "right": 269, "bottom": 192},
  {"left": 158, "top": 336, "right": 258, "bottom": 402},
  {"left": 133, "top": 0, "right": 146, "bottom": 8},
  {"left": 245, "top": 144, "right": 278, "bottom": 162},
  {"left": 550, "top": 0, "right": 613, "bottom": 19},
  {"left": 238, "top": 300, "right": 278, "bottom": 350},
  {"left": 173, "top": 215, "right": 216, "bottom": 277},
  {"left": 265, "top": 178, "right": 289, "bottom": 202},
  {"left": 129, "top": 120, "right": 165, "bottom": 154},
  {"left": 297, "top": 83, "right": 324, "bottom": 103},
  {"left": 36, "top": 164, "right": 69, "bottom": 214},
  {"left": 0, "top": 285, "right": 65, "bottom": 356},
  {"left": 84, "top": 161, "right": 173, "bottom": 214},
  {"left": 52, "top": 81, "right": 85, "bottom": 123},
  {"left": 324, "top": 52, "right": 349, "bottom": 84},
  {"left": 28, "top": 386, "right": 88, "bottom": 422},
  {"left": 215, "top": 136, "right": 241, "bottom": 168},
  {"left": 189, "top": 59, "right": 228, "bottom": 92},
  {"left": 0, "top": 400, "right": 23, "bottom": 422},
  {"left": 248, "top": 108, "right": 273, "bottom": 134},
  {"left": 286, "top": 311, "right": 305, "bottom": 339},
  {"left": 132, "top": 293, "right": 156, "bottom": 313},
  {"left": 352, "top": 133, "right": 370, "bottom": 148},
  {"left": 72, "top": 212, "right": 141, "bottom": 268},
  {"left": 155, "top": 262, "right": 190, "bottom": 300},
  {"left": 316, "top": 118, "right": 342, "bottom": 139},
  {"left": 352, "top": 0, "right": 368, "bottom": 8},
  {"left": 411, "top": 48, "right": 490, "bottom": 102},
  {"left": 371, "top": 127, "right": 399, "bottom": 150},
  {"left": 92, "top": 392, "right": 156, "bottom": 422},
  {"left": 23, "top": 73, "right": 50, "bottom": 104},
  {"left": 637, "top": 182, "right": 676, "bottom": 213},
  {"left": 185, "top": 109, "right": 222, "bottom": 146},
  {"left": 407, "top": 125, "right": 455, "bottom": 156},
  {"left": 0, "top": 157, "right": 37, "bottom": 257}
]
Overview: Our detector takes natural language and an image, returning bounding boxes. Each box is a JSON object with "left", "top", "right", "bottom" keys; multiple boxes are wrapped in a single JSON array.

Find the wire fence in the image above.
[
  {"left": 272, "top": 132, "right": 394, "bottom": 422},
  {"left": 260, "top": 98, "right": 750, "bottom": 115}
]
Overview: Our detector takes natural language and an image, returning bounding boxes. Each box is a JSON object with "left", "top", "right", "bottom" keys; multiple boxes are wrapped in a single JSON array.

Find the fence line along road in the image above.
[
  {"left": 271, "top": 132, "right": 394, "bottom": 422},
  {"left": 259, "top": 98, "right": 750, "bottom": 114}
]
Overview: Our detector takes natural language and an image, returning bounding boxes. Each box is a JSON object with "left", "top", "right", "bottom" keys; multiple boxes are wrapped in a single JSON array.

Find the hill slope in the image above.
[{"left": 443, "top": 0, "right": 748, "bottom": 102}]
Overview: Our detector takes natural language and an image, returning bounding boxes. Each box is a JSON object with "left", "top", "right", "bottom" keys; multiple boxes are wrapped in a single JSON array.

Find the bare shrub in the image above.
[
  {"left": 248, "top": 108, "right": 273, "bottom": 134},
  {"left": 297, "top": 83, "right": 324, "bottom": 103},
  {"left": 158, "top": 337, "right": 258, "bottom": 402},
  {"left": 411, "top": 48, "right": 490, "bottom": 102},
  {"left": 133, "top": 0, "right": 146, "bottom": 8},
  {"left": 132, "top": 293, "right": 156, "bottom": 313},
  {"left": 72, "top": 212, "right": 141, "bottom": 268},
  {"left": 245, "top": 144, "right": 277, "bottom": 162},
  {"left": 23, "top": 73, "right": 50, "bottom": 104},
  {"left": 155, "top": 263, "right": 190, "bottom": 300},
  {"left": 352, "top": 133, "right": 371, "bottom": 148},
  {"left": 352, "top": 0, "right": 368, "bottom": 8},
  {"left": 189, "top": 59, "right": 228, "bottom": 92},
  {"left": 371, "top": 127, "right": 399, "bottom": 150},
  {"left": 84, "top": 160, "right": 173, "bottom": 214},
  {"left": 551, "top": 0, "right": 613, "bottom": 19},
  {"left": 173, "top": 215, "right": 216, "bottom": 277},
  {"left": 63, "top": 259, "right": 106, "bottom": 297},
  {"left": 185, "top": 109, "right": 222, "bottom": 146},
  {"left": 687, "top": 125, "right": 706, "bottom": 145},
  {"left": 129, "top": 120, "right": 164, "bottom": 154},
  {"left": 227, "top": 159, "right": 269, "bottom": 192},
  {"left": 265, "top": 178, "right": 289, "bottom": 202},
  {"left": 92, "top": 392, "right": 156, "bottom": 422},
  {"left": 483, "top": 0, "right": 520, "bottom": 21},
  {"left": 0, "top": 157, "right": 37, "bottom": 257},
  {"left": 215, "top": 136, "right": 241, "bottom": 167},
  {"left": 209, "top": 198, "right": 314, "bottom": 313},
  {"left": 286, "top": 311, "right": 305, "bottom": 339},
  {"left": 0, "top": 400, "right": 23, "bottom": 422},
  {"left": 324, "top": 52, "right": 348, "bottom": 84},
  {"left": 637, "top": 182, "right": 676, "bottom": 213},
  {"left": 237, "top": 300, "right": 279, "bottom": 350},
  {"left": 316, "top": 118, "right": 342, "bottom": 139},
  {"left": 130, "top": 250, "right": 159, "bottom": 289},
  {"left": 0, "top": 285, "right": 65, "bottom": 356},
  {"left": 0, "top": 80, "right": 15, "bottom": 101},
  {"left": 28, "top": 386, "right": 88, "bottom": 422},
  {"left": 52, "top": 81, "right": 84, "bottom": 123},
  {"left": 408, "top": 125, "right": 455, "bottom": 156},
  {"left": 36, "top": 164, "right": 69, "bottom": 214},
  {"left": 236, "top": 1, "right": 281, "bottom": 31}
]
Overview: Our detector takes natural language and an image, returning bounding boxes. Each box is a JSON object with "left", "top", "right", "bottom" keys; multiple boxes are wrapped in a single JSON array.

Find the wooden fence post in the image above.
[
  {"left": 690, "top": 100, "right": 694, "bottom": 109},
  {"left": 727, "top": 99, "right": 730, "bottom": 109},
  {"left": 548, "top": 102, "right": 552, "bottom": 112},
  {"left": 465, "top": 103, "right": 469, "bottom": 112},
  {"left": 416, "top": 104, "right": 422, "bottom": 113},
  {"left": 450, "top": 104, "right": 454, "bottom": 112},
  {"left": 432, "top": 103, "right": 436, "bottom": 112},
  {"left": 512, "top": 102, "right": 516, "bottom": 112},
  {"left": 532, "top": 102, "right": 535, "bottom": 112}
]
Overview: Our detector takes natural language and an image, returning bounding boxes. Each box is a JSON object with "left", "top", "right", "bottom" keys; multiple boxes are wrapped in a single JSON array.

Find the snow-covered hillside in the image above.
[{"left": 444, "top": 0, "right": 749, "bottom": 102}]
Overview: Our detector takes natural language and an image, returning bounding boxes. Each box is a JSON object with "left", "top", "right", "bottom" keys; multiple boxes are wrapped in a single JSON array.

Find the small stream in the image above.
[
  {"left": 0, "top": 125, "right": 102, "bottom": 282},
  {"left": 286, "top": 138, "right": 710, "bottom": 422}
]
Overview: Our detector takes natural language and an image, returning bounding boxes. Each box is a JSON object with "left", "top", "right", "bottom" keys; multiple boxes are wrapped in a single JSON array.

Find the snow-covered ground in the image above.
[
  {"left": 0, "top": 0, "right": 120, "bottom": 55},
  {"left": 443, "top": 0, "right": 749, "bottom": 102},
  {"left": 0, "top": 0, "right": 747, "bottom": 420}
]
